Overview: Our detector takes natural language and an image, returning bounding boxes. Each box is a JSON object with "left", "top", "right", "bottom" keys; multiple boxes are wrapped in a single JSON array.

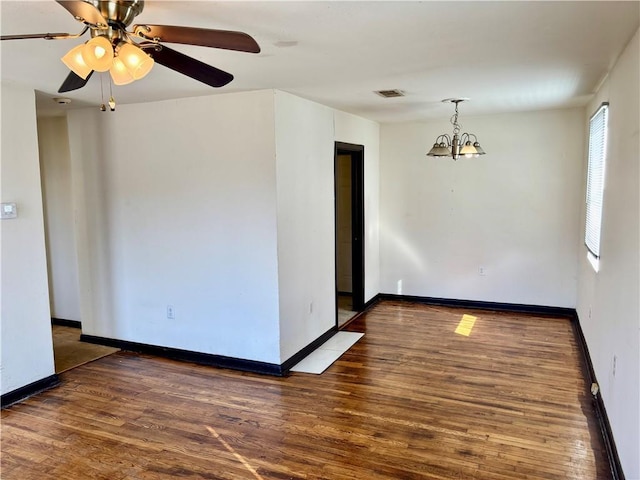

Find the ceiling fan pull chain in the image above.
[
  {"left": 108, "top": 76, "right": 116, "bottom": 111},
  {"left": 99, "top": 73, "right": 106, "bottom": 112}
]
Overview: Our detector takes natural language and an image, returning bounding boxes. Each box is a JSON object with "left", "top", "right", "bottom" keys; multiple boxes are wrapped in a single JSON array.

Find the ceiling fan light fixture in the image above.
[
  {"left": 109, "top": 56, "right": 135, "bottom": 85},
  {"left": 81, "top": 36, "right": 114, "bottom": 72},
  {"left": 118, "top": 42, "right": 154, "bottom": 80},
  {"left": 10, "top": 0, "right": 261, "bottom": 95},
  {"left": 61, "top": 44, "right": 92, "bottom": 79}
]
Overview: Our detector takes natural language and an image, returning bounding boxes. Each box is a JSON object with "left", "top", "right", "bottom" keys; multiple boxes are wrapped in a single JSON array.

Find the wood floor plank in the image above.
[{"left": 1, "top": 301, "right": 611, "bottom": 479}]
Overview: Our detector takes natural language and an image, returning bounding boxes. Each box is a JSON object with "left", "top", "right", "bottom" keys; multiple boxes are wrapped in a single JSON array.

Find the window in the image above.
[{"left": 585, "top": 102, "right": 608, "bottom": 268}]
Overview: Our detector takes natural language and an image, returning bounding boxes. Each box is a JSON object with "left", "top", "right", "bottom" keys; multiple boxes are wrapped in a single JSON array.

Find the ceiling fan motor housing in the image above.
[{"left": 88, "top": 0, "right": 144, "bottom": 29}]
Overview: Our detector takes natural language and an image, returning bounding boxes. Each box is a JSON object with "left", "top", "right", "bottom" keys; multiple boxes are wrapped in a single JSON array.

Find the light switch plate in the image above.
[{"left": 1, "top": 203, "right": 17, "bottom": 219}]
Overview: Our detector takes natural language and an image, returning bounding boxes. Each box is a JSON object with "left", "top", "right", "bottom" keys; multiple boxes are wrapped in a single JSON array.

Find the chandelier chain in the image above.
[{"left": 451, "top": 101, "right": 461, "bottom": 136}]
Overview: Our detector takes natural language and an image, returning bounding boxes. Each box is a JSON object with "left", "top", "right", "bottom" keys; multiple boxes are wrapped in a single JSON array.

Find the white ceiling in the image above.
[{"left": 1, "top": 1, "right": 638, "bottom": 121}]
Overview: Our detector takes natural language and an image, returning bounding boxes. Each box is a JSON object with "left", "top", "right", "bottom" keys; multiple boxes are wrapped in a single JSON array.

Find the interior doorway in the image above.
[{"left": 334, "top": 142, "right": 364, "bottom": 327}]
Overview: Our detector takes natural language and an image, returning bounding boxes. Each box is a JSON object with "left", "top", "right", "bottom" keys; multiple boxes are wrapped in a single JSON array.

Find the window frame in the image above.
[{"left": 584, "top": 102, "right": 609, "bottom": 265}]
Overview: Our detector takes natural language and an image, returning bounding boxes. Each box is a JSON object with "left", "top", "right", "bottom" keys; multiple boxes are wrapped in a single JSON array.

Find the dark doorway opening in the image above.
[{"left": 334, "top": 142, "right": 364, "bottom": 327}]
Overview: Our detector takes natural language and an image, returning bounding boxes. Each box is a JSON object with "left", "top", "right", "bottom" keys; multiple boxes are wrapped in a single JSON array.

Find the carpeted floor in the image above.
[{"left": 52, "top": 325, "right": 119, "bottom": 373}]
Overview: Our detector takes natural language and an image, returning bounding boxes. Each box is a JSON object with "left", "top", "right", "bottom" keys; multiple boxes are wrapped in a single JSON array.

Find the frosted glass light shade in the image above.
[
  {"left": 118, "top": 43, "right": 154, "bottom": 80},
  {"left": 110, "top": 57, "right": 135, "bottom": 85},
  {"left": 61, "top": 44, "right": 92, "bottom": 79},
  {"left": 81, "top": 36, "right": 114, "bottom": 72},
  {"left": 426, "top": 142, "right": 452, "bottom": 157},
  {"left": 460, "top": 141, "right": 479, "bottom": 158},
  {"left": 473, "top": 142, "right": 486, "bottom": 155}
]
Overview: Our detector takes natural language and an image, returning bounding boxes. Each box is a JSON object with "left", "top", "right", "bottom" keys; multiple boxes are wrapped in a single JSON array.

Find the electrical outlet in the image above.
[
  {"left": 1, "top": 203, "right": 17, "bottom": 219},
  {"left": 479, "top": 266, "right": 486, "bottom": 276},
  {"left": 612, "top": 355, "right": 617, "bottom": 377},
  {"left": 167, "top": 305, "right": 175, "bottom": 320}
]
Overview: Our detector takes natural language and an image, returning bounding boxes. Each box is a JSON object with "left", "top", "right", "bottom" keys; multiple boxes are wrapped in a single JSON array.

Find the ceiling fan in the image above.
[{"left": 0, "top": 0, "right": 260, "bottom": 94}]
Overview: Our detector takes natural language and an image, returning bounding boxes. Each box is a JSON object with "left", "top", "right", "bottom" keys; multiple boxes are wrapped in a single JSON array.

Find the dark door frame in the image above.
[{"left": 334, "top": 142, "right": 365, "bottom": 315}]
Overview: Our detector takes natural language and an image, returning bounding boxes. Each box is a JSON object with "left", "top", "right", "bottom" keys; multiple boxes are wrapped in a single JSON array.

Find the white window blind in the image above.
[{"left": 585, "top": 103, "right": 608, "bottom": 258}]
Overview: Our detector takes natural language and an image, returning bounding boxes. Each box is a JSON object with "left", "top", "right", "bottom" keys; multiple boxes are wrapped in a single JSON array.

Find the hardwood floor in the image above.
[{"left": 1, "top": 301, "right": 611, "bottom": 479}]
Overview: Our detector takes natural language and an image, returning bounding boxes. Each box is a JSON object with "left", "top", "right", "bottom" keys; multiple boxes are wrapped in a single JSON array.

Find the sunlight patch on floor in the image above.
[
  {"left": 206, "top": 426, "right": 264, "bottom": 479},
  {"left": 455, "top": 314, "right": 477, "bottom": 337}
]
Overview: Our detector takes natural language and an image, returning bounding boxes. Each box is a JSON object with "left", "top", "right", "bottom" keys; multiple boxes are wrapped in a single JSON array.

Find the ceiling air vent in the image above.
[{"left": 375, "top": 89, "right": 405, "bottom": 98}]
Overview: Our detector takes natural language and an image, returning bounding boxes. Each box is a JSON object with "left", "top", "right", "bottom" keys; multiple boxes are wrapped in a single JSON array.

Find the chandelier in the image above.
[{"left": 426, "top": 98, "right": 486, "bottom": 160}]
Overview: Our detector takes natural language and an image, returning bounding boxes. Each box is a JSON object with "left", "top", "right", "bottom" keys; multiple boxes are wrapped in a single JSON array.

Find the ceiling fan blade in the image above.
[
  {"left": 1, "top": 32, "right": 75, "bottom": 41},
  {"left": 150, "top": 45, "right": 234, "bottom": 88},
  {"left": 58, "top": 70, "right": 94, "bottom": 93},
  {"left": 134, "top": 25, "right": 260, "bottom": 53},
  {"left": 56, "top": 0, "right": 108, "bottom": 28}
]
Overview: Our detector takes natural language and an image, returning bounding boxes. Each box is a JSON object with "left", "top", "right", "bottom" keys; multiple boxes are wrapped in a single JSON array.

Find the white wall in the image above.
[
  {"left": 63, "top": 89, "right": 381, "bottom": 367},
  {"left": 66, "top": 108, "right": 111, "bottom": 345},
  {"left": 380, "top": 108, "right": 584, "bottom": 307},
  {"left": 0, "top": 83, "right": 55, "bottom": 394},
  {"left": 274, "top": 96, "right": 383, "bottom": 362},
  {"left": 38, "top": 116, "right": 81, "bottom": 322},
  {"left": 67, "top": 90, "right": 282, "bottom": 364},
  {"left": 274, "top": 91, "right": 336, "bottom": 362},
  {"left": 576, "top": 29, "right": 639, "bottom": 479},
  {"left": 334, "top": 111, "right": 381, "bottom": 302}
]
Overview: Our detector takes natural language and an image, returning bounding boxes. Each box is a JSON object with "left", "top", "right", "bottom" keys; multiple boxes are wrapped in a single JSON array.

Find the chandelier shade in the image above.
[
  {"left": 427, "top": 136, "right": 455, "bottom": 157},
  {"left": 426, "top": 99, "right": 486, "bottom": 160},
  {"left": 459, "top": 141, "right": 478, "bottom": 156},
  {"left": 473, "top": 142, "right": 486, "bottom": 156}
]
